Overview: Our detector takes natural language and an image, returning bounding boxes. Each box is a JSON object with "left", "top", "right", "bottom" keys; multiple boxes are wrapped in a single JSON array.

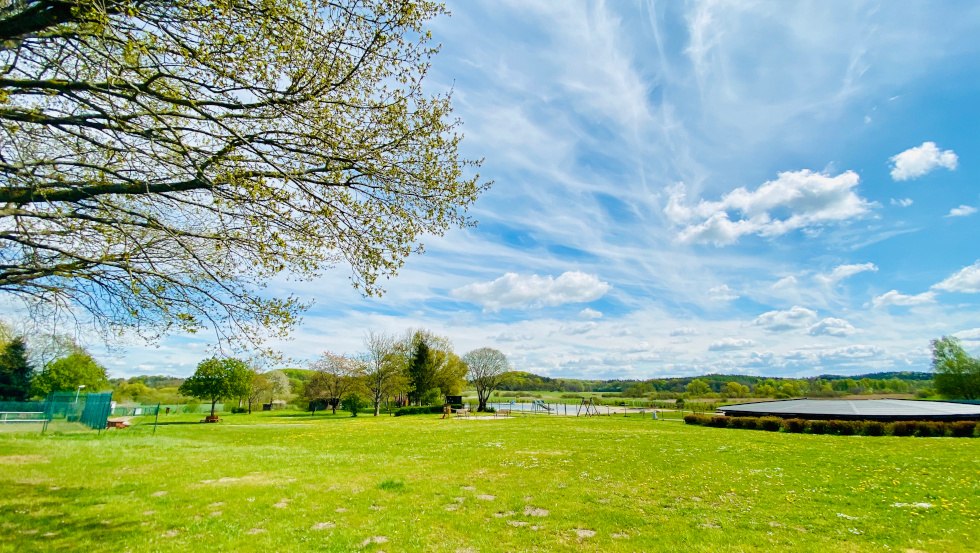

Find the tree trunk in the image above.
[
  {"left": 210, "top": 398, "right": 217, "bottom": 417},
  {"left": 374, "top": 401, "right": 381, "bottom": 417}
]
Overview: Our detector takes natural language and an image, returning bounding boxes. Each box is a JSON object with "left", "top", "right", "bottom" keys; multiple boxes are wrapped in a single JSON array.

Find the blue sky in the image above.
[{"left": 104, "top": 1, "right": 980, "bottom": 379}]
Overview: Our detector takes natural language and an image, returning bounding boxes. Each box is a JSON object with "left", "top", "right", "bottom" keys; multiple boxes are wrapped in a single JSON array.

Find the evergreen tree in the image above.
[
  {"left": 407, "top": 340, "right": 436, "bottom": 406},
  {"left": 0, "top": 337, "right": 35, "bottom": 401}
]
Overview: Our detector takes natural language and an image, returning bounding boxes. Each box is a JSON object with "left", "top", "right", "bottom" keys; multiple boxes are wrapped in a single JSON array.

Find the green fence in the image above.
[{"left": 0, "top": 392, "right": 114, "bottom": 433}]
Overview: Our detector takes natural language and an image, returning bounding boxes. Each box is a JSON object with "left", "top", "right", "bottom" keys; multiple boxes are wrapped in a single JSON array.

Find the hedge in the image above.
[
  {"left": 393, "top": 405, "right": 444, "bottom": 417},
  {"left": 683, "top": 414, "right": 978, "bottom": 437}
]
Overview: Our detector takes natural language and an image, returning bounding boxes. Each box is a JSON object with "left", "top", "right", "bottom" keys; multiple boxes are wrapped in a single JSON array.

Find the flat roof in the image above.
[{"left": 718, "top": 399, "right": 980, "bottom": 419}]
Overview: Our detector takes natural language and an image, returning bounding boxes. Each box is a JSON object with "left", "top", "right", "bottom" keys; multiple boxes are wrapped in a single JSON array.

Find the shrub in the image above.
[
  {"left": 393, "top": 405, "right": 444, "bottom": 417},
  {"left": 891, "top": 421, "right": 916, "bottom": 436},
  {"left": 863, "top": 421, "right": 886, "bottom": 436},
  {"left": 341, "top": 393, "right": 364, "bottom": 417},
  {"left": 808, "top": 420, "right": 830, "bottom": 435},
  {"left": 914, "top": 421, "right": 946, "bottom": 437},
  {"left": 683, "top": 414, "right": 710, "bottom": 425},
  {"left": 230, "top": 406, "right": 248, "bottom": 414},
  {"left": 758, "top": 417, "right": 782, "bottom": 431},
  {"left": 782, "top": 418, "right": 806, "bottom": 433},
  {"left": 729, "top": 416, "right": 759, "bottom": 430},
  {"left": 828, "top": 420, "right": 857, "bottom": 436},
  {"left": 950, "top": 421, "right": 976, "bottom": 437},
  {"left": 707, "top": 415, "right": 729, "bottom": 428}
]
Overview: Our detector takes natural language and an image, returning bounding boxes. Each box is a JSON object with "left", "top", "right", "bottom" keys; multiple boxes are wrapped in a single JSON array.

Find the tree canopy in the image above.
[
  {"left": 30, "top": 349, "right": 109, "bottom": 397},
  {"left": 178, "top": 357, "right": 250, "bottom": 416},
  {"left": 0, "top": 0, "right": 486, "bottom": 347},
  {"left": 0, "top": 336, "right": 34, "bottom": 400},
  {"left": 932, "top": 336, "right": 980, "bottom": 400},
  {"left": 463, "top": 347, "right": 509, "bottom": 412}
]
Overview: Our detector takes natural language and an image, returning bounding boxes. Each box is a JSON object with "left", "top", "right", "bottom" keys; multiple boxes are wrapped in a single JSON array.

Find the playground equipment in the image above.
[
  {"left": 531, "top": 399, "right": 552, "bottom": 412},
  {"left": 576, "top": 397, "right": 600, "bottom": 417}
]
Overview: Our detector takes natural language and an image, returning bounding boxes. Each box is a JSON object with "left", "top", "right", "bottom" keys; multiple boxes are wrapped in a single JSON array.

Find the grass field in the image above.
[{"left": 1, "top": 411, "right": 977, "bottom": 552}]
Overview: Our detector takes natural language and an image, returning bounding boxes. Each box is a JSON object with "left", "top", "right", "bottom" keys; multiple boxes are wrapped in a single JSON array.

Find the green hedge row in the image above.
[
  {"left": 393, "top": 405, "right": 445, "bottom": 417},
  {"left": 683, "top": 414, "right": 978, "bottom": 437}
]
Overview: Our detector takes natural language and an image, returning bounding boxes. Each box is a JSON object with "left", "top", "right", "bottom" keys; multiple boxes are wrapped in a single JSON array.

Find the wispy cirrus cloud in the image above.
[
  {"left": 889, "top": 141, "right": 958, "bottom": 181},
  {"left": 815, "top": 262, "right": 878, "bottom": 286}
]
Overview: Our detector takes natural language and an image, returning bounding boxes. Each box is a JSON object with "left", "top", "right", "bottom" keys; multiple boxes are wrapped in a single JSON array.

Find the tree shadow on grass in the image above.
[{"left": 0, "top": 482, "right": 154, "bottom": 552}]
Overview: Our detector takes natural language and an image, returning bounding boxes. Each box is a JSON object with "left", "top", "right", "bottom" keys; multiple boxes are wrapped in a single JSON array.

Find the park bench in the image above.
[
  {"left": 495, "top": 408, "right": 511, "bottom": 417},
  {"left": 454, "top": 408, "right": 469, "bottom": 418}
]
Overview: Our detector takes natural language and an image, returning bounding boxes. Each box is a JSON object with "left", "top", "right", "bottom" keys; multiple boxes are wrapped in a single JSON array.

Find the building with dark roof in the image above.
[{"left": 718, "top": 399, "right": 980, "bottom": 421}]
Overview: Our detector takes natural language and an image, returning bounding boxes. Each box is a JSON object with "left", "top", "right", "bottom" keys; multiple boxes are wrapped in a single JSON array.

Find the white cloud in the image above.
[
  {"left": 946, "top": 205, "right": 977, "bottom": 218},
  {"left": 890, "top": 198, "right": 913, "bottom": 207},
  {"left": 709, "top": 337, "right": 755, "bottom": 351},
  {"left": 809, "top": 318, "right": 857, "bottom": 337},
  {"left": 667, "top": 170, "right": 872, "bottom": 246},
  {"left": 815, "top": 262, "right": 878, "bottom": 285},
  {"left": 953, "top": 328, "right": 980, "bottom": 342},
  {"left": 933, "top": 261, "right": 980, "bottom": 293},
  {"left": 889, "top": 141, "right": 958, "bottom": 181},
  {"left": 708, "top": 284, "right": 739, "bottom": 302},
  {"left": 579, "top": 308, "right": 603, "bottom": 319},
  {"left": 753, "top": 306, "right": 818, "bottom": 332},
  {"left": 452, "top": 271, "right": 611, "bottom": 310},
  {"left": 871, "top": 290, "right": 937, "bottom": 308},
  {"left": 670, "top": 327, "right": 698, "bottom": 336}
]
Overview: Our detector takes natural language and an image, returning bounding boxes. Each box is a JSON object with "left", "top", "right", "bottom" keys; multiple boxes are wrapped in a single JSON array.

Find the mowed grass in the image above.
[{"left": 0, "top": 412, "right": 977, "bottom": 552}]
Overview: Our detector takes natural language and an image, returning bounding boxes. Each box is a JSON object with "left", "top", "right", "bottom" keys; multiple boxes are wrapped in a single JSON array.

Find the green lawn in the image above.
[{"left": 0, "top": 412, "right": 977, "bottom": 552}]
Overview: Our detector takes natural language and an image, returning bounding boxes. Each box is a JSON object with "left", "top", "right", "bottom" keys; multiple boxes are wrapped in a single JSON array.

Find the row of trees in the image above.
[
  {"left": 0, "top": 324, "right": 110, "bottom": 401},
  {"left": 302, "top": 330, "right": 509, "bottom": 415}
]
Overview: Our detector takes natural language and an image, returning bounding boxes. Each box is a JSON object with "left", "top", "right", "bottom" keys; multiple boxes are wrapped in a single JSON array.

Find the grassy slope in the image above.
[{"left": 0, "top": 412, "right": 977, "bottom": 552}]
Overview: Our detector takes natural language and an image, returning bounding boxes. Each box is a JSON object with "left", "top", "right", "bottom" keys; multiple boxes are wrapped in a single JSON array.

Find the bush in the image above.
[
  {"left": 742, "top": 417, "right": 762, "bottom": 430},
  {"left": 758, "top": 417, "right": 782, "bottom": 431},
  {"left": 828, "top": 420, "right": 857, "bottom": 435},
  {"left": 950, "top": 421, "right": 976, "bottom": 437},
  {"left": 230, "top": 406, "right": 248, "bottom": 414},
  {"left": 782, "top": 418, "right": 806, "bottom": 433},
  {"left": 341, "top": 393, "right": 364, "bottom": 417},
  {"left": 891, "top": 421, "right": 916, "bottom": 436},
  {"left": 683, "top": 413, "right": 710, "bottom": 425},
  {"left": 808, "top": 420, "right": 830, "bottom": 434},
  {"left": 393, "top": 405, "right": 444, "bottom": 417},
  {"left": 707, "top": 415, "right": 729, "bottom": 428},
  {"left": 863, "top": 421, "right": 886, "bottom": 436},
  {"left": 914, "top": 421, "right": 946, "bottom": 437}
]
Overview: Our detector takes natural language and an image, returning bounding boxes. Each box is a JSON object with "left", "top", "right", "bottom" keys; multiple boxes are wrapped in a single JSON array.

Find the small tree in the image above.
[
  {"left": 464, "top": 348, "right": 510, "bottom": 412},
  {"left": 686, "top": 379, "right": 711, "bottom": 397},
  {"left": 0, "top": 337, "right": 34, "bottom": 401},
  {"left": 932, "top": 336, "right": 980, "bottom": 400},
  {"left": 364, "top": 332, "right": 408, "bottom": 416},
  {"left": 341, "top": 393, "right": 365, "bottom": 417},
  {"left": 179, "top": 357, "right": 249, "bottom": 418},
  {"left": 308, "top": 352, "right": 366, "bottom": 414},
  {"left": 265, "top": 370, "right": 291, "bottom": 405}
]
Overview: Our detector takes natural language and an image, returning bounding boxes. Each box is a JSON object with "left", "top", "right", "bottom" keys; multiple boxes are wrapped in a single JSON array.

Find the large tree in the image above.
[
  {"left": 463, "top": 347, "right": 509, "bottom": 412},
  {"left": 178, "top": 357, "right": 249, "bottom": 417},
  {"left": 932, "top": 336, "right": 980, "bottom": 400},
  {"left": 30, "top": 349, "right": 109, "bottom": 397},
  {"left": 0, "top": 1, "right": 486, "bottom": 347},
  {"left": 0, "top": 336, "right": 34, "bottom": 400}
]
